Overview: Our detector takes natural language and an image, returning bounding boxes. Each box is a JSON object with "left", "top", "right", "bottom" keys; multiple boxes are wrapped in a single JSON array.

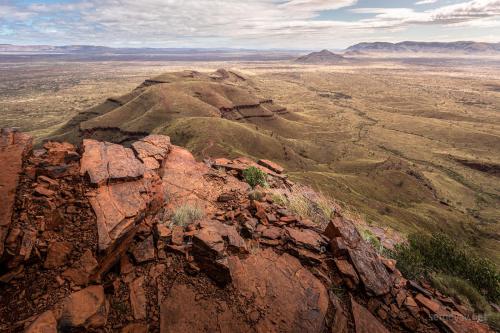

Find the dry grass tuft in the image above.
[
  {"left": 171, "top": 204, "right": 204, "bottom": 227},
  {"left": 270, "top": 185, "right": 337, "bottom": 226}
]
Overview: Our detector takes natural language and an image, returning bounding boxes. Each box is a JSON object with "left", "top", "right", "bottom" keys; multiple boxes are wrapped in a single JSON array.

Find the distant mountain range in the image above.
[
  {"left": 345, "top": 41, "right": 500, "bottom": 55},
  {"left": 0, "top": 44, "right": 301, "bottom": 61},
  {"left": 2, "top": 41, "right": 499, "bottom": 60}
]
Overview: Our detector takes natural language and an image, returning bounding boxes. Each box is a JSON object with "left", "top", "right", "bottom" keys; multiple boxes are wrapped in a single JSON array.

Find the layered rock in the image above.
[
  {"left": 80, "top": 137, "right": 167, "bottom": 251},
  {"left": 0, "top": 128, "right": 32, "bottom": 258}
]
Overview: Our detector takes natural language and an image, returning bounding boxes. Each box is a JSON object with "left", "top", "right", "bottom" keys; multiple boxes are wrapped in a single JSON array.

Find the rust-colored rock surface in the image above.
[
  {"left": 228, "top": 249, "right": 329, "bottom": 333},
  {"left": 59, "top": 285, "right": 108, "bottom": 329},
  {"left": 160, "top": 283, "right": 251, "bottom": 333},
  {"left": 25, "top": 310, "right": 57, "bottom": 333},
  {"left": 351, "top": 297, "right": 390, "bottom": 333},
  {"left": 80, "top": 139, "right": 146, "bottom": 185},
  {"left": 0, "top": 128, "right": 32, "bottom": 258},
  {"left": 324, "top": 217, "right": 392, "bottom": 296},
  {"left": 0, "top": 131, "right": 495, "bottom": 333}
]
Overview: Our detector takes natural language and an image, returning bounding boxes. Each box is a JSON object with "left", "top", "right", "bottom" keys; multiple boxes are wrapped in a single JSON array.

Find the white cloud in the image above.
[
  {"left": 0, "top": 0, "right": 499, "bottom": 48},
  {"left": 415, "top": 0, "right": 438, "bottom": 5}
]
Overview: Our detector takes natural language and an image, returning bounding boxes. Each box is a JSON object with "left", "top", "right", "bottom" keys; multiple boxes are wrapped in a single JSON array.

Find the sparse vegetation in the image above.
[
  {"left": 361, "top": 229, "right": 384, "bottom": 253},
  {"left": 171, "top": 204, "right": 204, "bottom": 227},
  {"left": 430, "top": 273, "right": 490, "bottom": 313},
  {"left": 270, "top": 185, "right": 335, "bottom": 225},
  {"left": 243, "top": 166, "right": 267, "bottom": 188},
  {"left": 3, "top": 60, "right": 499, "bottom": 265},
  {"left": 487, "top": 312, "right": 500, "bottom": 332},
  {"left": 389, "top": 232, "right": 500, "bottom": 302}
]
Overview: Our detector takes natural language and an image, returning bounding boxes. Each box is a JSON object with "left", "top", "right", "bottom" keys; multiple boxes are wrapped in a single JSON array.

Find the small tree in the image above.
[{"left": 243, "top": 166, "right": 267, "bottom": 188}]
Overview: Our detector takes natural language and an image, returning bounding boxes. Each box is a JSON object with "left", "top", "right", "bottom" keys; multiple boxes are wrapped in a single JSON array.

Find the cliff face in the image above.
[{"left": 0, "top": 128, "right": 493, "bottom": 333}]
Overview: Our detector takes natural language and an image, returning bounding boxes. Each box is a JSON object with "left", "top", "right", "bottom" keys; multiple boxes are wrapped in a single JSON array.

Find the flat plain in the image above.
[{"left": 1, "top": 56, "right": 499, "bottom": 262}]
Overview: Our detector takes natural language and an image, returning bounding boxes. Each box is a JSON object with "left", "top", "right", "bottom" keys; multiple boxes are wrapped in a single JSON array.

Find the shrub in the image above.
[
  {"left": 389, "top": 232, "right": 500, "bottom": 302},
  {"left": 243, "top": 166, "right": 267, "bottom": 188},
  {"left": 171, "top": 204, "right": 204, "bottom": 227}
]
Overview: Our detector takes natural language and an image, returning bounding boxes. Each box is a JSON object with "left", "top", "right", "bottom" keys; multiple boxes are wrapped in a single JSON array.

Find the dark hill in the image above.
[
  {"left": 295, "top": 49, "right": 346, "bottom": 64},
  {"left": 47, "top": 69, "right": 306, "bottom": 164}
]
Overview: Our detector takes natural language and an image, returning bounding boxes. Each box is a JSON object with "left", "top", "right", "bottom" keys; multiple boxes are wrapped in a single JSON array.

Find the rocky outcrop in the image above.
[
  {"left": 0, "top": 129, "right": 494, "bottom": 333},
  {"left": 81, "top": 136, "right": 167, "bottom": 251},
  {"left": 0, "top": 128, "right": 32, "bottom": 259}
]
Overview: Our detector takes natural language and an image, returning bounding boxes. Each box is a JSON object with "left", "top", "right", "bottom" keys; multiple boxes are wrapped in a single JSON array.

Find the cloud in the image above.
[
  {"left": 415, "top": 0, "right": 438, "bottom": 5},
  {"left": 279, "top": 0, "right": 358, "bottom": 12},
  {"left": 0, "top": 0, "right": 499, "bottom": 48}
]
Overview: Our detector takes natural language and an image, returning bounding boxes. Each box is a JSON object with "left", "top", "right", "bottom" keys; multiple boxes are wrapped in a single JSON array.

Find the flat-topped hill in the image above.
[{"left": 49, "top": 69, "right": 289, "bottom": 146}]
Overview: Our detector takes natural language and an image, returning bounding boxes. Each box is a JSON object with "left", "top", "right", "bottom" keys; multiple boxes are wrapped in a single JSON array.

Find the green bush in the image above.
[
  {"left": 390, "top": 232, "right": 500, "bottom": 302},
  {"left": 243, "top": 166, "right": 267, "bottom": 188},
  {"left": 171, "top": 204, "right": 204, "bottom": 227}
]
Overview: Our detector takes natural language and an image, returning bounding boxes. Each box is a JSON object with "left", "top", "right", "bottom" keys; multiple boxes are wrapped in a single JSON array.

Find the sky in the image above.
[{"left": 0, "top": 0, "right": 499, "bottom": 49}]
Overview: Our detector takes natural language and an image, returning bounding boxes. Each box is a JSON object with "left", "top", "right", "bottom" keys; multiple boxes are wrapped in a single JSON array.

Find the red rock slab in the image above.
[
  {"left": 132, "top": 135, "right": 171, "bottom": 170},
  {"left": 44, "top": 241, "right": 72, "bottom": 269},
  {"left": 160, "top": 283, "right": 252, "bottom": 333},
  {"left": 285, "top": 227, "right": 327, "bottom": 252},
  {"left": 89, "top": 180, "right": 150, "bottom": 250},
  {"left": 335, "top": 258, "right": 360, "bottom": 288},
  {"left": 129, "top": 276, "right": 147, "bottom": 320},
  {"left": 161, "top": 146, "right": 247, "bottom": 214},
  {"left": 59, "top": 285, "right": 108, "bottom": 329},
  {"left": 228, "top": 249, "right": 328, "bottom": 333},
  {"left": 324, "top": 217, "right": 392, "bottom": 296},
  {"left": 80, "top": 139, "right": 145, "bottom": 185},
  {"left": 258, "top": 159, "right": 284, "bottom": 174},
  {"left": 0, "top": 129, "right": 32, "bottom": 257},
  {"left": 415, "top": 294, "right": 445, "bottom": 315},
  {"left": 25, "top": 310, "right": 57, "bottom": 333},
  {"left": 351, "top": 296, "right": 390, "bottom": 333}
]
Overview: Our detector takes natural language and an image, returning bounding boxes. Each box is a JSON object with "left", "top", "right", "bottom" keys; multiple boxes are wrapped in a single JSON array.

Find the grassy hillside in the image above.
[{"left": 44, "top": 67, "right": 500, "bottom": 263}]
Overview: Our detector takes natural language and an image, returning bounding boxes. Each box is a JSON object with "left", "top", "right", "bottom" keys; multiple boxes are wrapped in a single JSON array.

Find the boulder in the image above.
[
  {"left": 351, "top": 297, "right": 390, "bottom": 333},
  {"left": 228, "top": 249, "right": 328, "bottom": 333},
  {"left": 59, "top": 285, "right": 108, "bottom": 329},
  {"left": 25, "top": 310, "right": 57, "bottom": 333}
]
